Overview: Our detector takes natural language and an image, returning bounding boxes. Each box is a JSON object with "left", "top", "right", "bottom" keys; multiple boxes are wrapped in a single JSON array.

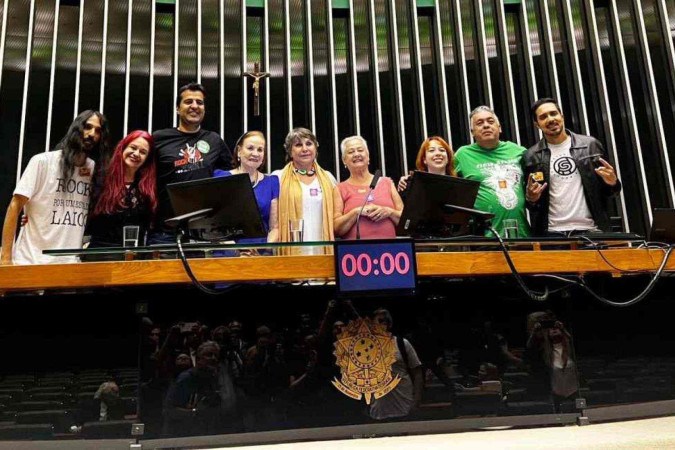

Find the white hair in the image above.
[
  {"left": 469, "top": 105, "right": 500, "bottom": 127},
  {"left": 340, "top": 135, "right": 369, "bottom": 159}
]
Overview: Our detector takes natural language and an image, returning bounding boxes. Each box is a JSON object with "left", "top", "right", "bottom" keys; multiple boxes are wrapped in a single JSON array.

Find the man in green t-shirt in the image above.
[{"left": 454, "top": 106, "right": 530, "bottom": 237}]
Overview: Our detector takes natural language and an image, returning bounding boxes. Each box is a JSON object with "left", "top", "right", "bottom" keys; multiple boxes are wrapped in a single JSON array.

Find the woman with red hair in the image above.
[
  {"left": 397, "top": 136, "right": 455, "bottom": 195},
  {"left": 87, "top": 130, "right": 157, "bottom": 247}
]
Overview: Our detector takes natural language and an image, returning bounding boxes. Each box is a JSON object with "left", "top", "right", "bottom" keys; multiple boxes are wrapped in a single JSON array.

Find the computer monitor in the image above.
[
  {"left": 649, "top": 208, "right": 675, "bottom": 243},
  {"left": 166, "top": 174, "right": 266, "bottom": 241},
  {"left": 396, "top": 171, "right": 481, "bottom": 238}
]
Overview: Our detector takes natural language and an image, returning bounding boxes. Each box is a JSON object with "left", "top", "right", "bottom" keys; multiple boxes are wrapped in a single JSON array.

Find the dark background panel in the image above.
[
  {"left": 151, "top": 7, "right": 175, "bottom": 133},
  {"left": 104, "top": 0, "right": 129, "bottom": 142},
  {"left": 126, "top": 0, "right": 151, "bottom": 136},
  {"left": 21, "top": 0, "right": 55, "bottom": 163}
]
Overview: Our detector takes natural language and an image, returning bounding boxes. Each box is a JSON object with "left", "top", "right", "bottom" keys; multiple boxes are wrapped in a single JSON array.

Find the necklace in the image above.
[
  {"left": 237, "top": 167, "right": 260, "bottom": 188},
  {"left": 294, "top": 166, "right": 316, "bottom": 176}
]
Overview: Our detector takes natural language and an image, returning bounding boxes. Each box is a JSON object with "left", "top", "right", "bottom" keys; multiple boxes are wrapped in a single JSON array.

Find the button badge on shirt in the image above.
[
  {"left": 310, "top": 188, "right": 320, "bottom": 197},
  {"left": 79, "top": 167, "right": 91, "bottom": 177}
]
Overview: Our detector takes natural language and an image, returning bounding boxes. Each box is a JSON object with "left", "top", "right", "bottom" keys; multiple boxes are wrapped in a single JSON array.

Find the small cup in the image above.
[
  {"left": 502, "top": 219, "right": 518, "bottom": 239},
  {"left": 289, "top": 219, "right": 305, "bottom": 242},
  {"left": 123, "top": 225, "right": 140, "bottom": 247}
]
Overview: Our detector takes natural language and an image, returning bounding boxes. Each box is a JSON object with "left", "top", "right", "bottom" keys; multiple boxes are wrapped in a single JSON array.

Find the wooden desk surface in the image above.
[{"left": 0, "top": 248, "right": 672, "bottom": 291}]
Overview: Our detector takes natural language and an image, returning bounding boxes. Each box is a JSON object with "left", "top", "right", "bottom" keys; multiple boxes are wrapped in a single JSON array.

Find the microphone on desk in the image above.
[{"left": 355, "top": 169, "right": 382, "bottom": 240}]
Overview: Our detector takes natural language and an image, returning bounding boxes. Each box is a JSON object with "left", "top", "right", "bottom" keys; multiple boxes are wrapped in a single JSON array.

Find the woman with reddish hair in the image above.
[
  {"left": 87, "top": 130, "right": 157, "bottom": 247},
  {"left": 397, "top": 136, "right": 455, "bottom": 195}
]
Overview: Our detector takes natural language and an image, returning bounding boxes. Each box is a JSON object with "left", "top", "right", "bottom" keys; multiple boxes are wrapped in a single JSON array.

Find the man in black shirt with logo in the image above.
[{"left": 150, "top": 82, "right": 233, "bottom": 243}]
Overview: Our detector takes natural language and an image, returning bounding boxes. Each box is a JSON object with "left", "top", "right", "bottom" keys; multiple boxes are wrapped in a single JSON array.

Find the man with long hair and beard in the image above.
[{"left": 1, "top": 110, "right": 108, "bottom": 265}]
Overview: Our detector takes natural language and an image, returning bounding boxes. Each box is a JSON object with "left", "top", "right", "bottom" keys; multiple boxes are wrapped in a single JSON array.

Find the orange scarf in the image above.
[{"left": 278, "top": 162, "right": 335, "bottom": 243}]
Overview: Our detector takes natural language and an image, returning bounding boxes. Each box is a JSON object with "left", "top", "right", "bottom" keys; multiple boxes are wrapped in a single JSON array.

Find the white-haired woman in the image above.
[{"left": 333, "top": 136, "right": 403, "bottom": 239}]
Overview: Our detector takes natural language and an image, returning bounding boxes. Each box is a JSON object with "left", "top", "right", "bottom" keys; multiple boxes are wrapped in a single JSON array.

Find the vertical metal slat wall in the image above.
[{"left": 1, "top": 0, "right": 674, "bottom": 235}]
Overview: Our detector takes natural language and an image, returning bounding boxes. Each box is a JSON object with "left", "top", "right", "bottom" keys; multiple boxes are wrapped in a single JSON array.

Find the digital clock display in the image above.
[{"left": 334, "top": 238, "right": 417, "bottom": 297}]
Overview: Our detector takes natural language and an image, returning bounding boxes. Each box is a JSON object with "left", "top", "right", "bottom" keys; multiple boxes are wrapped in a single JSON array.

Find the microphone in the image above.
[{"left": 355, "top": 170, "right": 381, "bottom": 240}]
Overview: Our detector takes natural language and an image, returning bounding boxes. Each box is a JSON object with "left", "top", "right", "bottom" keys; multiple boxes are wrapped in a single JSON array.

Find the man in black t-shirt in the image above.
[{"left": 150, "top": 82, "right": 233, "bottom": 243}]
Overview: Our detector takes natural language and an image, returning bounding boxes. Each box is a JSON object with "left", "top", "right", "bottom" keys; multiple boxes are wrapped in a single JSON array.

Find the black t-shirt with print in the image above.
[{"left": 153, "top": 128, "right": 233, "bottom": 231}]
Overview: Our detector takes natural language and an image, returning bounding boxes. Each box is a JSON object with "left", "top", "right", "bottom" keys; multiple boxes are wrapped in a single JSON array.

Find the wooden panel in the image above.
[{"left": 0, "top": 249, "right": 673, "bottom": 292}]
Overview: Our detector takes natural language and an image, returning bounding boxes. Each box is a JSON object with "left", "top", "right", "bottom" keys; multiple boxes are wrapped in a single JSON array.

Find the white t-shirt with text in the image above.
[{"left": 13, "top": 150, "right": 94, "bottom": 264}]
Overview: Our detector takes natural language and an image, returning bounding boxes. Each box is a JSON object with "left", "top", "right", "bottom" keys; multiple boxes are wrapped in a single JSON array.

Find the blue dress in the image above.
[{"left": 213, "top": 170, "right": 279, "bottom": 243}]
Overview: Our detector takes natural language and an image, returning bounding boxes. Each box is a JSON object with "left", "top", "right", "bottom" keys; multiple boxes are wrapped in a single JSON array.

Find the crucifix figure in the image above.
[{"left": 243, "top": 62, "right": 270, "bottom": 116}]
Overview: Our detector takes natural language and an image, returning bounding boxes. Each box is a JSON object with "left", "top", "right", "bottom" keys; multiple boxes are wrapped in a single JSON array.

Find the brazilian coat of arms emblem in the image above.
[{"left": 332, "top": 318, "right": 400, "bottom": 404}]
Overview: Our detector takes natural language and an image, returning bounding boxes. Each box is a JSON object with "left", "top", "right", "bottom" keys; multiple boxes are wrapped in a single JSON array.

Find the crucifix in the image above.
[{"left": 243, "top": 62, "right": 270, "bottom": 116}]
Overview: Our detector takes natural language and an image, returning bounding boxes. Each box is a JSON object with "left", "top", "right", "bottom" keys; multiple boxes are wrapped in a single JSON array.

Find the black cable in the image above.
[
  {"left": 175, "top": 231, "right": 232, "bottom": 296},
  {"left": 577, "top": 235, "right": 657, "bottom": 273},
  {"left": 575, "top": 245, "right": 674, "bottom": 308},
  {"left": 531, "top": 246, "right": 674, "bottom": 307},
  {"left": 487, "top": 225, "right": 549, "bottom": 302}
]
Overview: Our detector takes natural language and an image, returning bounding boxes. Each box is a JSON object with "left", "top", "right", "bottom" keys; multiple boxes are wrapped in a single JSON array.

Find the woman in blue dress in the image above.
[{"left": 214, "top": 131, "right": 279, "bottom": 243}]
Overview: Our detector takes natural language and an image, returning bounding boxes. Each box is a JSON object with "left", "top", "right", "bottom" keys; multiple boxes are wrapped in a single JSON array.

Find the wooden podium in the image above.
[{"left": 0, "top": 245, "right": 672, "bottom": 292}]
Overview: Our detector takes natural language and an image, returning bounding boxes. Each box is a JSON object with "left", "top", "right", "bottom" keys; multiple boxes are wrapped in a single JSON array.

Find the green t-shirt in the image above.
[{"left": 454, "top": 140, "right": 530, "bottom": 237}]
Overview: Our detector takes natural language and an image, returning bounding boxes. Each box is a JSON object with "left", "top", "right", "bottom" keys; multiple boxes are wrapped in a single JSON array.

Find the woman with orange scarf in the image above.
[{"left": 273, "top": 128, "right": 336, "bottom": 251}]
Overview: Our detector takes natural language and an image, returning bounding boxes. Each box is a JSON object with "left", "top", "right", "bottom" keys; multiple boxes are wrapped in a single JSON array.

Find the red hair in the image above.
[
  {"left": 92, "top": 130, "right": 157, "bottom": 217},
  {"left": 415, "top": 136, "right": 455, "bottom": 176}
]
